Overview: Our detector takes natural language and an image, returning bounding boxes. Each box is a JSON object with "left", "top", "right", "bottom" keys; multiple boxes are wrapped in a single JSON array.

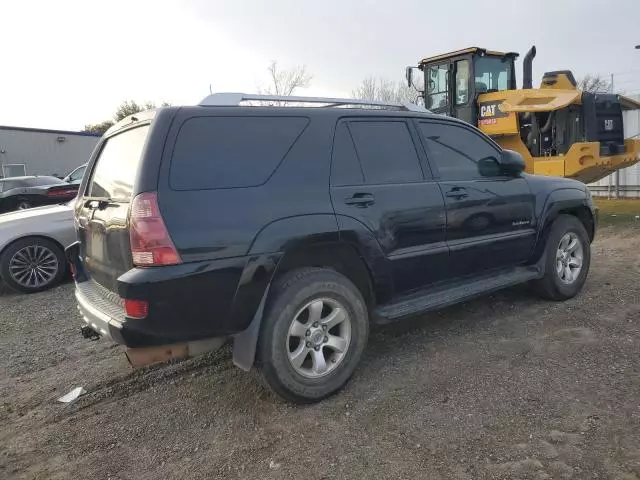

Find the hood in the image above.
[
  {"left": 0, "top": 203, "right": 73, "bottom": 225},
  {"left": 522, "top": 173, "right": 588, "bottom": 193}
]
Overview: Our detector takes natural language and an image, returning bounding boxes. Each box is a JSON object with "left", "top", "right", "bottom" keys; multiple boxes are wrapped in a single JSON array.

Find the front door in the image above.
[
  {"left": 426, "top": 63, "right": 451, "bottom": 114},
  {"left": 416, "top": 119, "right": 536, "bottom": 277},
  {"left": 330, "top": 118, "right": 448, "bottom": 295}
]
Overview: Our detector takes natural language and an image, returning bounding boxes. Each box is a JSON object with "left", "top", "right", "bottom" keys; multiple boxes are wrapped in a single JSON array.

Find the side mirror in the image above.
[
  {"left": 498, "top": 149, "right": 526, "bottom": 175},
  {"left": 405, "top": 66, "right": 424, "bottom": 92}
]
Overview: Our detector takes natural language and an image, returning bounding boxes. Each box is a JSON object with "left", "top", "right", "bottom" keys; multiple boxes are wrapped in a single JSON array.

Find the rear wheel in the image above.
[
  {"left": 16, "top": 197, "right": 32, "bottom": 210},
  {"left": 0, "top": 237, "right": 67, "bottom": 293},
  {"left": 257, "top": 268, "right": 369, "bottom": 404},
  {"left": 532, "top": 215, "right": 590, "bottom": 300}
]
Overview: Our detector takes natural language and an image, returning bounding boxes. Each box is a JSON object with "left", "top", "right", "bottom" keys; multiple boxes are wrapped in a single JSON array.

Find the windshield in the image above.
[{"left": 474, "top": 56, "right": 511, "bottom": 92}]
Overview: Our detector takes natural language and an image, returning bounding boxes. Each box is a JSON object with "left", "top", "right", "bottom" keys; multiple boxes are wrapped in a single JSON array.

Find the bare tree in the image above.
[
  {"left": 258, "top": 61, "right": 312, "bottom": 103},
  {"left": 352, "top": 77, "right": 419, "bottom": 104},
  {"left": 578, "top": 74, "right": 612, "bottom": 94}
]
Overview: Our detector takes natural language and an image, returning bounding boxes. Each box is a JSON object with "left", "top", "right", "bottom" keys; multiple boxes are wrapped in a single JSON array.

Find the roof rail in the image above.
[{"left": 198, "top": 92, "right": 430, "bottom": 113}]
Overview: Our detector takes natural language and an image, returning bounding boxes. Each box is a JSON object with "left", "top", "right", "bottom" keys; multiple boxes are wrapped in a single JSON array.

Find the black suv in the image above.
[{"left": 68, "top": 93, "right": 596, "bottom": 403}]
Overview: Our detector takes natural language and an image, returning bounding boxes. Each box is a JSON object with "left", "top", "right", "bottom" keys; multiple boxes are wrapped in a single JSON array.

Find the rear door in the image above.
[
  {"left": 330, "top": 118, "right": 448, "bottom": 295},
  {"left": 417, "top": 120, "right": 535, "bottom": 277},
  {"left": 76, "top": 125, "right": 150, "bottom": 292}
]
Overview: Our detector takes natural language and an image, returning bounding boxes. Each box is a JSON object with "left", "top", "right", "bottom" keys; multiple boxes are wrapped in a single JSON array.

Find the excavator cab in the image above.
[{"left": 406, "top": 47, "right": 518, "bottom": 124}]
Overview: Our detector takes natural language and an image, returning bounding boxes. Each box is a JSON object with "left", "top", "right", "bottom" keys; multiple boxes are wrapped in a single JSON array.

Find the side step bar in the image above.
[{"left": 374, "top": 266, "right": 542, "bottom": 324}]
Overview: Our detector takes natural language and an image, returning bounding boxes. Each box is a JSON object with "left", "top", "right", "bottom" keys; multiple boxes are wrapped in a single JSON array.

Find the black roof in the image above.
[{"left": 0, "top": 125, "right": 101, "bottom": 138}]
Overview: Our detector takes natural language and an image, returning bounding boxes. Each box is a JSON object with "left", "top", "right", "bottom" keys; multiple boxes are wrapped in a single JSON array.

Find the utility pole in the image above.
[
  {"left": 610, "top": 73, "right": 620, "bottom": 197},
  {"left": 610, "top": 73, "right": 614, "bottom": 93}
]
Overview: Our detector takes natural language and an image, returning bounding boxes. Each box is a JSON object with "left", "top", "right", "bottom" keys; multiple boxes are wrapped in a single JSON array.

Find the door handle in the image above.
[
  {"left": 345, "top": 193, "right": 375, "bottom": 207},
  {"left": 445, "top": 188, "right": 468, "bottom": 200}
]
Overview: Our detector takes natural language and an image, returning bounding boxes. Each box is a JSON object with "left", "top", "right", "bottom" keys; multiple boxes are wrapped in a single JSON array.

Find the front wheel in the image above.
[
  {"left": 532, "top": 214, "right": 591, "bottom": 301},
  {"left": 257, "top": 268, "right": 369, "bottom": 404}
]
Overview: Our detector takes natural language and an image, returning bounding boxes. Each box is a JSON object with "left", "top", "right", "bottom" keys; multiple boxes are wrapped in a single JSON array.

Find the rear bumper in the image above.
[
  {"left": 67, "top": 241, "right": 281, "bottom": 348},
  {"left": 75, "top": 284, "right": 125, "bottom": 344}
]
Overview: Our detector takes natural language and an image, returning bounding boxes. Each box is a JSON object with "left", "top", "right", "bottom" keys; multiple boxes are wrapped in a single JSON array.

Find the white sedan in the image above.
[{"left": 0, "top": 201, "right": 75, "bottom": 293}]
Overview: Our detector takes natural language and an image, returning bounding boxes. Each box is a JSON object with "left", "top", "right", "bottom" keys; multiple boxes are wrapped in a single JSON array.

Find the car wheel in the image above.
[
  {"left": 257, "top": 267, "right": 369, "bottom": 404},
  {"left": 532, "top": 214, "right": 590, "bottom": 301},
  {"left": 0, "top": 237, "right": 67, "bottom": 294},
  {"left": 16, "top": 197, "right": 32, "bottom": 210}
]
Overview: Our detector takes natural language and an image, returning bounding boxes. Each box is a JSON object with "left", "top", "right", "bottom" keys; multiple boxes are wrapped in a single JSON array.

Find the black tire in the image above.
[
  {"left": 532, "top": 214, "right": 590, "bottom": 301},
  {"left": 15, "top": 197, "right": 32, "bottom": 210},
  {"left": 0, "top": 237, "right": 67, "bottom": 294},
  {"left": 257, "top": 267, "right": 369, "bottom": 404}
]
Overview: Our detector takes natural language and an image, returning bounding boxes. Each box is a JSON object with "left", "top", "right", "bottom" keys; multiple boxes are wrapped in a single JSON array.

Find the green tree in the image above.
[{"left": 83, "top": 100, "right": 170, "bottom": 135}]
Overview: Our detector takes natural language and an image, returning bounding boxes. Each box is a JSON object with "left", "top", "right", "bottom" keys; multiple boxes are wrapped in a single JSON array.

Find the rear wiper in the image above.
[{"left": 84, "top": 198, "right": 116, "bottom": 210}]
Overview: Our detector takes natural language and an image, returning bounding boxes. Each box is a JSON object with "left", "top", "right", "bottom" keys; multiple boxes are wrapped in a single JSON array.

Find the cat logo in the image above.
[
  {"left": 478, "top": 101, "right": 509, "bottom": 120},
  {"left": 604, "top": 119, "right": 614, "bottom": 131},
  {"left": 480, "top": 104, "right": 497, "bottom": 117}
]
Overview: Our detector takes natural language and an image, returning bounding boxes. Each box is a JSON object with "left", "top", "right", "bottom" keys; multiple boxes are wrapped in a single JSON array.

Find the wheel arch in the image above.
[
  {"left": 532, "top": 189, "right": 595, "bottom": 263},
  {"left": 0, "top": 234, "right": 66, "bottom": 260}
]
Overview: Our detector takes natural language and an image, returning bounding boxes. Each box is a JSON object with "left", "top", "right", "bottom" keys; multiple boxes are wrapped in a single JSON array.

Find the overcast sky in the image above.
[{"left": 1, "top": 0, "right": 639, "bottom": 130}]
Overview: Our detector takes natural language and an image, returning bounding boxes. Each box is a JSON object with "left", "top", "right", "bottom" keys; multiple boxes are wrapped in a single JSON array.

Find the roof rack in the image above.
[{"left": 198, "top": 92, "right": 430, "bottom": 113}]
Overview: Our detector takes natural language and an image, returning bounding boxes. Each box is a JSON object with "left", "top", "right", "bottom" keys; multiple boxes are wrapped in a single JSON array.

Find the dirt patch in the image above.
[{"left": 1, "top": 226, "right": 640, "bottom": 479}]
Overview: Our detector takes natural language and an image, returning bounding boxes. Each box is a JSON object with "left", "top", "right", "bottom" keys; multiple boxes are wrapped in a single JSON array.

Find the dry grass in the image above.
[{"left": 594, "top": 198, "right": 640, "bottom": 226}]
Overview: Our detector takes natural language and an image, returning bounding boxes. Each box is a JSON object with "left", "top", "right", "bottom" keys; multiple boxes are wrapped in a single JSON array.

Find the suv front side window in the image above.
[{"left": 419, "top": 122, "right": 501, "bottom": 181}]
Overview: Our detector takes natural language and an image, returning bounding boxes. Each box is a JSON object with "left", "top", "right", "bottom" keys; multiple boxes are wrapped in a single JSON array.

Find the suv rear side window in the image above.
[
  {"left": 331, "top": 122, "right": 364, "bottom": 186},
  {"left": 88, "top": 125, "right": 150, "bottom": 200},
  {"left": 348, "top": 120, "right": 423, "bottom": 184},
  {"left": 418, "top": 122, "right": 500, "bottom": 180},
  {"left": 170, "top": 116, "right": 308, "bottom": 190}
]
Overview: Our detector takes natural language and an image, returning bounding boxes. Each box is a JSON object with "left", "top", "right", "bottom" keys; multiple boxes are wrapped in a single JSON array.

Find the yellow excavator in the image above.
[{"left": 406, "top": 46, "right": 640, "bottom": 183}]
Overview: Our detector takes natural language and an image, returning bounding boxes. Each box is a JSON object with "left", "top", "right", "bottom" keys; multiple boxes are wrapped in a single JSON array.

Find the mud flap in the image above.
[{"left": 232, "top": 285, "right": 270, "bottom": 372}]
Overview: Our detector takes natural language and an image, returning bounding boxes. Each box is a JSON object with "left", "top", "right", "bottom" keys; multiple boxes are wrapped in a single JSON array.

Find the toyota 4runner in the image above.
[{"left": 67, "top": 93, "right": 596, "bottom": 403}]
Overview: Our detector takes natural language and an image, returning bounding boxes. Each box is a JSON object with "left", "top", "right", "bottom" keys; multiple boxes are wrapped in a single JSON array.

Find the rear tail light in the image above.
[
  {"left": 129, "top": 192, "right": 181, "bottom": 266},
  {"left": 124, "top": 299, "right": 149, "bottom": 319},
  {"left": 47, "top": 188, "right": 77, "bottom": 197}
]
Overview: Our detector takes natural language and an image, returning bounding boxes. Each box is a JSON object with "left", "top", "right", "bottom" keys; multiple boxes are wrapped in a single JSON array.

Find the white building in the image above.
[
  {"left": 589, "top": 96, "right": 640, "bottom": 198},
  {"left": 0, "top": 125, "right": 100, "bottom": 179}
]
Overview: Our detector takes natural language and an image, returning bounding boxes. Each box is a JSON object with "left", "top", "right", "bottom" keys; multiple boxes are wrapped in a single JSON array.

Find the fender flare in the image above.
[
  {"left": 531, "top": 188, "right": 593, "bottom": 262},
  {"left": 232, "top": 214, "right": 339, "bottom": 371}
]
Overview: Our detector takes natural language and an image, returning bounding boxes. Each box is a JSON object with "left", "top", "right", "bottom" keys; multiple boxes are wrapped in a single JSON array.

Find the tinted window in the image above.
[
  {"left": 170, "top": 116, "right": 308, "bottom": 190},
  {"left": 88, "top": 126, "right": 150, "bottom": 200},
  {"left": 419, "top": 122, "right": 500, "bottom": 180},
  {"left": 348, "top": 121, "right": 423, "bottom": 184},
  {"left": 331, "top": 122, "right": 363, "bottom": 186}
]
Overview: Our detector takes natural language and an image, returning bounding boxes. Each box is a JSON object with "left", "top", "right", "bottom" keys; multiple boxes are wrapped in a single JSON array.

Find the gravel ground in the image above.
[{"left": 1, "top": 225, "right": 639, "bottom": 480}]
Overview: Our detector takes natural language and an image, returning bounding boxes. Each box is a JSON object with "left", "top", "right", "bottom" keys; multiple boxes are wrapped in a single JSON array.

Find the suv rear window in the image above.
[
  {"left": 87, "top": 126, "right": 150, "bottom": 200},
  {"left": 170, "top": 116, "right": 308, "bottom": 190}
]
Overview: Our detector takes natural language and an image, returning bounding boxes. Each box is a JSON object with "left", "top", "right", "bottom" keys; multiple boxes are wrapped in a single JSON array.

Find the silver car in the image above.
[{"left": 0, "top": 201, "right": 75, "bottom": 293}]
